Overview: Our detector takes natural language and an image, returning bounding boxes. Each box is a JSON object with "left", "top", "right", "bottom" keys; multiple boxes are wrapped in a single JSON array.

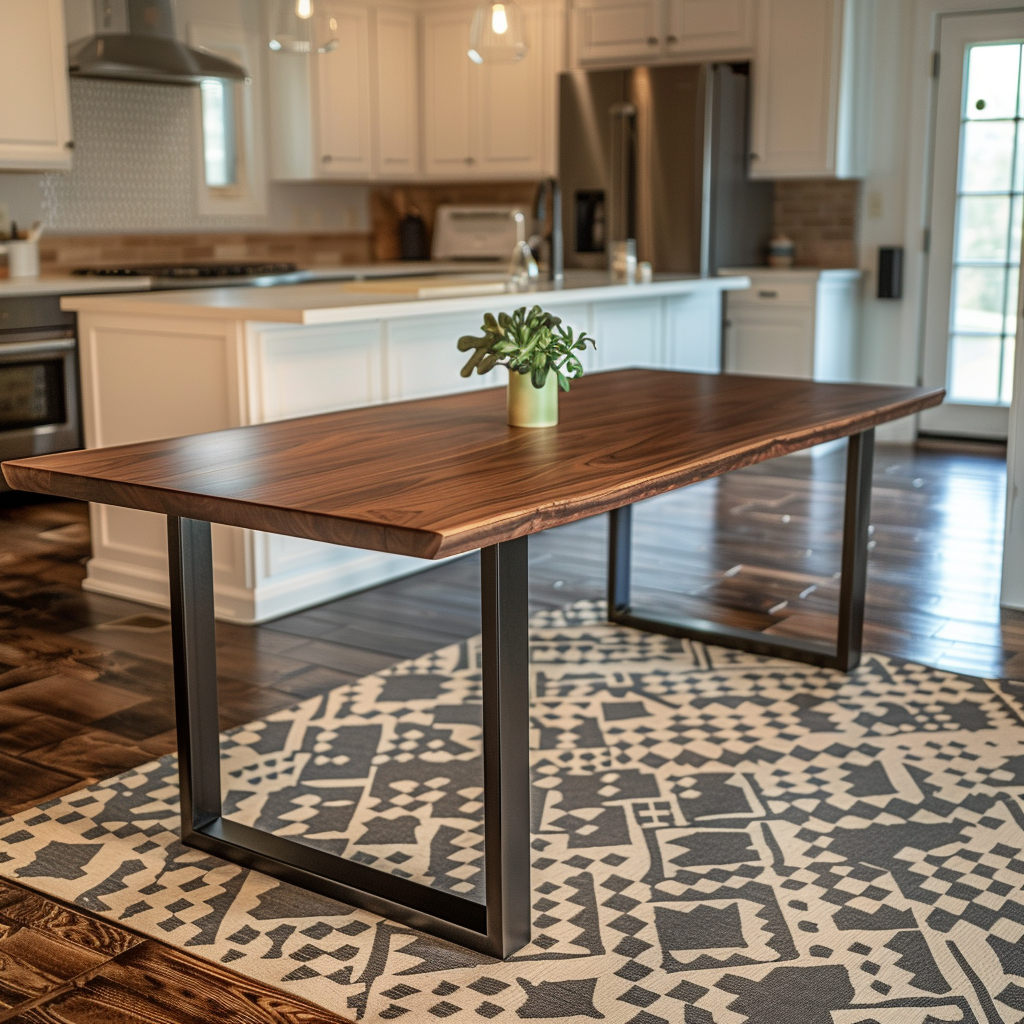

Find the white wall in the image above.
[{"left": 0, "top": 0, "right": 371, "bottom": 235}]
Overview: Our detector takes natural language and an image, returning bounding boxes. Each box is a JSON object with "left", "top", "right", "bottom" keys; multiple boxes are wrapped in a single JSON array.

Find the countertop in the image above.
[
  {"left": 0, "top": 274, "right": 154, "bottom": 297},
  {"left": 61, "top": 272, "right": 750, "bottom": 325},
  {"left": 719, "top": 267, "right": 863, "bottom": 280},
  {"left": 0, "top": 261, "right": 501, "bottom": 299}
]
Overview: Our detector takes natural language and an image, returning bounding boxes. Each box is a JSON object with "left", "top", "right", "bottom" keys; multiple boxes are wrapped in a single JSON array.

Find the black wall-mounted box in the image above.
[{"left": 877, "top": 246, "right": 903, "bottom": 299}]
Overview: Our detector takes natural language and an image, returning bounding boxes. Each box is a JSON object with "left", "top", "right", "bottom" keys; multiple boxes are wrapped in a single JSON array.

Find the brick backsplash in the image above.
[{"left": 772, "top": 179, "right": 861, "bottom": 268}]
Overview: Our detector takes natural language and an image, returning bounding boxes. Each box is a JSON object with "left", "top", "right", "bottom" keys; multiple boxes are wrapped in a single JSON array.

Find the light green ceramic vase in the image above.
[{"left": 507, "top": 370, "right": 558, "bottom": 427}]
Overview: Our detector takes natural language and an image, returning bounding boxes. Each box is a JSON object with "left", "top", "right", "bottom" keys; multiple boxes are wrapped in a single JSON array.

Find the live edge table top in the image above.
[{"left": 2, "top": 370, "right": 944, "bottom": 560}]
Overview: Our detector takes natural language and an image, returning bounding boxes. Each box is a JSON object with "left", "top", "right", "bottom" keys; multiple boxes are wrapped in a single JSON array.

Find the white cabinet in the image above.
[
  {"left": 572, "top": 0, "right": 661, "bottom": 63},
  {"left": 422, "top": 9, "right": 476, "bottom": 176},
  {"left": 316, "top": 1, "right": 373, "bottom": 177},
  {"left": 721, "top": 269, "right": 861, "bottom": 382},
  {"left": 0, "top": 0, "right": 72, "bottom": 170},
  {"left": 373, "top": 7, "right": 421, "bottom": 177},
  {"left": 571, "top": 0, "right": 754, "bottom": 65},
  {"left": 422, "top": 4, "right": 559, "bottom": 179},
  {"left": 269, "top": 1, "right": 418, "bottom": 180},
  {"left": 665, "top": 0, "right": 755, "bottom": 57},
  {"left": 749, "top": 0, "right": 872, "bottom": 179},
  {"left": 592, "top": 299, "right": 663, "bottom": 369}
]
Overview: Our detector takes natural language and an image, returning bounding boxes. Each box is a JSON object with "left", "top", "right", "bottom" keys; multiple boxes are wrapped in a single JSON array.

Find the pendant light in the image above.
[
  {"left": 467, "top": 1, "right": 528, "bottom": 63},
  {"left": 268, "top": 0, "right": 338, "bottom": 54}
]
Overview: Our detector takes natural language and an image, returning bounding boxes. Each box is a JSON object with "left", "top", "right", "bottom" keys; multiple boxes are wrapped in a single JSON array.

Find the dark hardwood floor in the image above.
[{"left": 0, "top": 438, "right": 1020, "bottom": 1021}]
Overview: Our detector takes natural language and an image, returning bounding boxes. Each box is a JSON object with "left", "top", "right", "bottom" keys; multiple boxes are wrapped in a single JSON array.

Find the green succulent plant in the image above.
[{"left": 458, "top": 305, "right": 596, "bottom": 391}]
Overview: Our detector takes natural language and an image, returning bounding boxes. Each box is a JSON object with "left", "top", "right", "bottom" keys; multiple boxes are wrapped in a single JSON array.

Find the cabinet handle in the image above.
[
  {"left": 750, "top": 152, "right": 759, "bottom": 161},
  {"left": 666, "top": 34, "right": 677, "bottom": 43},
  {"left": 464, "top": 156, "right": 475, "bottom": 164},
  {"left": 647, "top": 35, "right": 658, "bottom": 44},
  {"left": 757, "top": 290, "right": 778, "bottom": 299},
  {"left": 64, "top": 140, "right": 75, "bottom": 150},
  {"left": 322, "top": 154, "right": 333, "bottom": 162}
]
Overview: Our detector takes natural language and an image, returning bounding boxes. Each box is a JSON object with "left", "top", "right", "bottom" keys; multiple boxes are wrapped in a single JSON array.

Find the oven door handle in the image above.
[{"left": 0, "top": 337, "right": 76, "bottom": 357}]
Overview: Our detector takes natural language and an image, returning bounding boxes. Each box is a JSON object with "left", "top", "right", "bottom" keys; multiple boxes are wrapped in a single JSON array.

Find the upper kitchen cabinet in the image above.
[
  {"left": 316, "top": 2, "right": 373, "bottom": 177},
  {"left": 749, "top": 0, "right": 873, "bottom": 179},
  {"left": 373, "top": 7, "right": 421, "bottom": 176},
  {"left": 422, "top": 4, "right": 561, "bottom": 179},
  {"left": 0, "top": 0, "right": 73, "bottom": 170},
  {"left": 268, "top": 1, "right": 418, "bottom": 180},
  {"left": 570, "top": 0, "right": 755, "bottom": 66}
]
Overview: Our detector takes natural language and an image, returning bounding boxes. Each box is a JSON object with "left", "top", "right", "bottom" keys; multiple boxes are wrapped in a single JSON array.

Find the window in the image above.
[
  {"left": 188, "top": 23, "right": 267, "bottom": 217},
  {"left": 947, "top": 41, "right": 1023, "bottom": 406},
  {"left": 200, "top": 77, "right": 239, "bottom": 189}
]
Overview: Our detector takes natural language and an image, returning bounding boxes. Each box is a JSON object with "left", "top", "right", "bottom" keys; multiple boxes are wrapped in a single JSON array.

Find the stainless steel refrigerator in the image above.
[{"left": 558, "top": 63, "right": 773, "bottom": 276}]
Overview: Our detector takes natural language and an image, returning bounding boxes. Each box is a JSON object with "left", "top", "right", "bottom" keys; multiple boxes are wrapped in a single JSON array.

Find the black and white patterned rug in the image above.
[{"left": 2, "top": 601, "right": 1024, "bottom": 1023}]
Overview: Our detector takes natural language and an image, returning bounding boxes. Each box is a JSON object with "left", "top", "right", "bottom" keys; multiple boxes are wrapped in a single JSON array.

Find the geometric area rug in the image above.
[{"left": 2, "top": 601, "right": 1024, "bottom": 1023}]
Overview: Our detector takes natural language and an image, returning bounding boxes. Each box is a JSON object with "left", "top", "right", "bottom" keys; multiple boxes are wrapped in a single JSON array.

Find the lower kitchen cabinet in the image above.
[{"left": 720, "top": 267, "right": 862, "bottom": 382}]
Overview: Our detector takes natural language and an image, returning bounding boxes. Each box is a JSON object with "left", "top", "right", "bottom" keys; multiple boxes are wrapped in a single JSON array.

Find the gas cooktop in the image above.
[{"left": 73, "top": 262, "right": 301, "bottom": 282}]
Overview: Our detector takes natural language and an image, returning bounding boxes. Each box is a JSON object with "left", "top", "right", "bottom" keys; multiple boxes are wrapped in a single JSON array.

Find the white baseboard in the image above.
[{"left": 83, "top": 550, "right": 441, "bottom": 625}]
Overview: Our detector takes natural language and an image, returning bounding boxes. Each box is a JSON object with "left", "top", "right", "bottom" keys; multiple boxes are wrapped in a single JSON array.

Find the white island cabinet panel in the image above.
[
  {"left": 77, "top": 315, "right": 247, "bottom": 611},
  {"left": 592, "top": 299, "right": 662, "bottom": 370},
  {"left": 252, "top": 321, "right": 385, "bottom": 421},
  {"left": 663, "top": 291, "right": 722, "bottom": 372},
  {"left": 386, "top": 313, "right": 490, "bottom": 400}
]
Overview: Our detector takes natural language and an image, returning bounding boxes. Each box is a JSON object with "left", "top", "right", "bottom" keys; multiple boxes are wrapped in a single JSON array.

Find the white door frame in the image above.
[
  {"left": 1001, "top": 211, "right": 1024, "bottom": 609},
  {"left": 918, "top": 9, "right": 1022, "bottom": 438}
]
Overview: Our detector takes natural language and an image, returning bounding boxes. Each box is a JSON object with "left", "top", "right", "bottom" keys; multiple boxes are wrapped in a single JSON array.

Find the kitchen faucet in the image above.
[{"left": 533, "top": 178, "right": 564, "bottom": 286}]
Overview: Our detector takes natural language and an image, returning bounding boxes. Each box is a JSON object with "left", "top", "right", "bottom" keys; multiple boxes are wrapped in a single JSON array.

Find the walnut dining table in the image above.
[{"left": 1, "top": 368, "right": 944, "bottom": 959}]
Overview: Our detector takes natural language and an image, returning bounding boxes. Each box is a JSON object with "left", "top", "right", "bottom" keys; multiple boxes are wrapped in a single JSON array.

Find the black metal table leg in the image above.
[
  {"left": 607, "top": 429, "right": 876, "bottom": 671},
  {"left": 166, "top": 517, "right": 531, "bottom": 959}
]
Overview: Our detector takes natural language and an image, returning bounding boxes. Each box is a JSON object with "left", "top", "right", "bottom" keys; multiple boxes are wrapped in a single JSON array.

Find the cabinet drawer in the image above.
[{"left": 726, "top": 280, "right": 814, "bottom": 307}]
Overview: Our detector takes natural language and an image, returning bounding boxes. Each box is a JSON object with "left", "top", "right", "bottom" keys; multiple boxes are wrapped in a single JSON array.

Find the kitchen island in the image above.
[{"left": 62, "top": 272, "right": 748, "bottom": 622}]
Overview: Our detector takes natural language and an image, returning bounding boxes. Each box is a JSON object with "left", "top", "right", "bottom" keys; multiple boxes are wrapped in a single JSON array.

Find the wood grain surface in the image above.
[
  {"left": 0, "top": 880, "right": 352, "bottom": 1023},
  {"left": 1, "top": 370, "right": 944, "bottom": 559}
]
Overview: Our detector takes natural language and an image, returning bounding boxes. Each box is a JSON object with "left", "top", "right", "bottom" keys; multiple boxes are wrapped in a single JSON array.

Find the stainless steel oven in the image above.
[{"left": 0, "top": 295, "right": 81, "bottom": 489}]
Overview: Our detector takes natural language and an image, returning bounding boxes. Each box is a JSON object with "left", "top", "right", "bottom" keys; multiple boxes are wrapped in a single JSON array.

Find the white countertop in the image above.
[
  {"left": 61, "top": 271, "right": 750, "bottom": 325},
  {"left": 0, "top": 274, "right": 154, "bottom": 297},
  {"left": 64, "top": 272, "right": 753, "bottom": 323}
]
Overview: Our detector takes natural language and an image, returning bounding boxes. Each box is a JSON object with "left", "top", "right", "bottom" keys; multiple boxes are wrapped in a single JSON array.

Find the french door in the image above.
[{"left": 920, "top": 10, "right": 1024, "bottom": 438}]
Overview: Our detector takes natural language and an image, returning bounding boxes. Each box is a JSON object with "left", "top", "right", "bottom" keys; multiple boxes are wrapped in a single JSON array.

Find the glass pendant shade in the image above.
[
  {"left": 468, "top": 1, "right": 528, "bottom": 63},
  {"left": 268, "top": 0, "right": 338, "bottom": 54}
]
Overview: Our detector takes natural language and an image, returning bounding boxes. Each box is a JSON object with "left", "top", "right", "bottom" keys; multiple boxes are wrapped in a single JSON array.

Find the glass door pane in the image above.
[{"left": 948, "top": 41, "right": 1023, "bottom": 406}]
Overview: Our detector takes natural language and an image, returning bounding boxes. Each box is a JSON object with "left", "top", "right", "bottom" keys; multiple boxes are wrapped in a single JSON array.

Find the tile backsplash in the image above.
[{"left": 0, "top": 78, "right": 369, "bottom": 236}]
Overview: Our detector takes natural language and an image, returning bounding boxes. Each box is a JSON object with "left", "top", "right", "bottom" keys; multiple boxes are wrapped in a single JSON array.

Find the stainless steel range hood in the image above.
[{"left": 69, "top": 0, "right": 247, "bottom": 85}]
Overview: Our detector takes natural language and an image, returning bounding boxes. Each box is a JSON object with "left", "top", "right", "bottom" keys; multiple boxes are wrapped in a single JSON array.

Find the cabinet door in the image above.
[
  {"left": 476, "top": 6, "right": 548, "bottom": 177},
  {"left": 663, "top": 292, "right": 722, "bottom": 372},
  {"left": 572, "top": 0, "right": 662, "bottom": 64},
  {"left": 724, "top": 307, "right": 814, "bottom": 378},
  {"left": 386, "top": 314, "right": 490, "bottom": 400},
  {"left": 592, "top": 300, "right": 662, "bottom": 370},
  {"left": 422, "top": 9, "right": 477, "bottom": 176},
  {"left": 373, "top": 7, "right": 421, "bottom": 178},
  {"left": 749, "top": 0, "right": 841, "bottom": 178},
  {"left": 665, "top": 0, "right": 755, "bottom": 56},
  {"left": 0, "top": 0, "right": 71, "bottom": 170},
  {"left": 316, "top": 2, "right": 373, "bottom": 177}
]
